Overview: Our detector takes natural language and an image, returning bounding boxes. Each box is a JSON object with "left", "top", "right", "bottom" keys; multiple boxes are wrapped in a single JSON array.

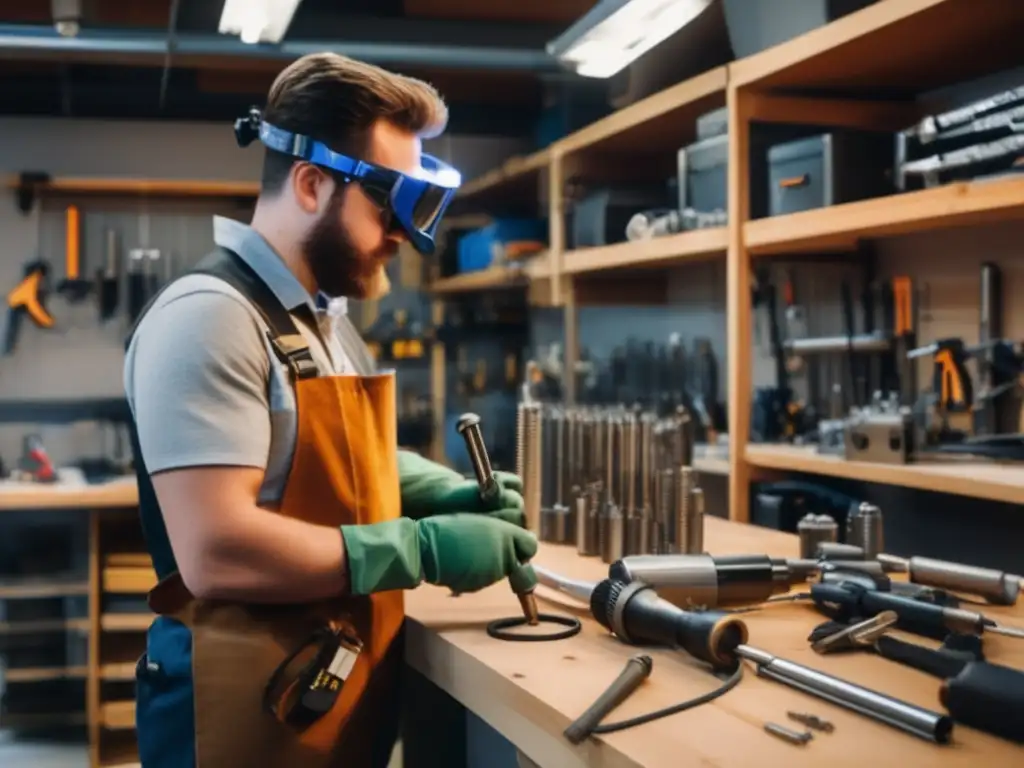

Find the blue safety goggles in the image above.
[{"left": 234, "top": 108, "right": 460, "bottom": 255}]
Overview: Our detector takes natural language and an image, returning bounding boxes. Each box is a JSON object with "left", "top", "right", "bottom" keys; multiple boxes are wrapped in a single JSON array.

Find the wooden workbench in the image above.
[{"left": 404, "top": 517, "right": 1024, "bottom": 768}]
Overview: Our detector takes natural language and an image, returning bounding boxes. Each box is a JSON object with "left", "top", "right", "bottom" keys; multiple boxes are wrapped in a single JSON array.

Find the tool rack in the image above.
[{"left": 432, "top": 0, "right": 1024, "bottom": 522}]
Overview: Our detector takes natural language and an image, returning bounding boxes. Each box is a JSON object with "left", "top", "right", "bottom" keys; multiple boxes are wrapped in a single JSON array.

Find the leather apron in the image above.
[{"left": 131, "top": 249, "right": 403, "bottom": 768}]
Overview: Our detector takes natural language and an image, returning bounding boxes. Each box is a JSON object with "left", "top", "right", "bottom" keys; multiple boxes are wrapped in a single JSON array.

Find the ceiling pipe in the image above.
[{"left": 0, "top": 24, "right": 560, "bottom": 72}]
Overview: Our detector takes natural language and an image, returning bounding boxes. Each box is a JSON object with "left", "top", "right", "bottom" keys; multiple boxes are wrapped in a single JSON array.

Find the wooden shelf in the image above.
[
  {"left": 102, "top": 567, "right": 157, "bottom": 595},
  {"left": 555, "top": 67, "right": 727, "bottom": 157},
  {"left": 100, "top": 700, "right": 135, "bottom": 730},
  {"left": 0, "top": 579, "right": 89, "bottom": 599},
  {"left": 694, "top": 455, "right": 730, "bottom": 477},
  {"left": 6, "top": 175, "right": 259, "bottom": 198},
  {"left": 4, "top": 665, "right": 88, "bottom": 683},
  {"left": 564, "top": 227, "right": 727, "bottom": 275},
  {"left": 100, "top": 614, "right": 152, "bottom": 633},
  {"left": 0, "top": 477, "right": 138, "bottom": 511},
  {"left": 101, "top": 662, "right": 137, "bottom": 681},
  {"left": 429, "top": 257, "right": 550, "bottom": 294},
  {"left": 745, "top": 177, "right": 1024, "bottom": 256},
  {"left": 0, "top": 618, "right": 90, "bottom": 635},
  {"left": 730, "top": 0, "right": 1024, "bottom": 92},
  {"left": 456, "top": 148, "right": 549, "bottom": 200},
  {"left": 745, "top": 443, "right": 1024, "bottom": 505}
]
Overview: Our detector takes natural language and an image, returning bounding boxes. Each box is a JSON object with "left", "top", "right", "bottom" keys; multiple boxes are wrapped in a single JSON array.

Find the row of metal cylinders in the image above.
[{"left": 516, "top": 402, "right": 705, "bottom": 563}]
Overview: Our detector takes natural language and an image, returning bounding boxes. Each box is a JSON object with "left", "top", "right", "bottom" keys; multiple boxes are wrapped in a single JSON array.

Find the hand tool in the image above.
[
  {"left": 564, "top": 655, "right": 653, "bottom": 744},
  {"left": 96, "top": 228, "right": 120, "bottom": 321},
  {"left": 876, "top": 554, "right": 1022, "bottom": 606},
  {"left": 908, "top": 338, "right": 974, "bottom": 415},
  {"left": 735, "top": 644, "right": 953, "bottom": 743},
  {"left": 811, "top": 611, "right": 898, "bottom": 654},
  {"left": 14, "top": 434, "right": 57, "bottom": 483},
  {"left": 787, "top": 711, "right": 834, "bottom": 733},
  {"left": 609, "top": 553, "right": 813, "bottom": 610},
  {"left": 764, "top": 722, "right": 812, "bottom": 745},
  {"left": 590, "top": 578, "right": 747, "bottom": 669},
  {"left": 533, "top": 565, "right": 597, "bottom": 604},
  {"left": 455, "top": 412, "right": 538, "bottom": 626},
  {"left": 57, "top": 204, "right": 92, "bottom": 302},
  {"left": 4, "top": 260, "right": 55, "bottom": 355},
  {"left": 812, "top": 613, "right": 1024, "bottom": 743},
  {"left": 891, "top": 275, "right": 916, "bottom": 404},
  {"left": 811, "top": 579, "right": 1024, "bottom": 641}
]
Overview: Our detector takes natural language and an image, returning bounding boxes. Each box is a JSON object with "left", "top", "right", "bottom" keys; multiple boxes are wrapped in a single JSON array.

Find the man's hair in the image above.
[{"left": 259, "top": 53, "right": 448, "bottom": 194}]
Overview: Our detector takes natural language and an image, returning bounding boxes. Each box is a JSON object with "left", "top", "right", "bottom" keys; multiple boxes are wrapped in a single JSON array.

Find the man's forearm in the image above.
[{"left": 180, "top": 505, "right": 348, "bottom": 603}]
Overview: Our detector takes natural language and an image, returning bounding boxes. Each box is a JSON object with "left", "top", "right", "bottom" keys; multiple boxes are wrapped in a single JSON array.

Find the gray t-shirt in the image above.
[{"left": 124, "top": 215, "right": 376, "bottom": 506}]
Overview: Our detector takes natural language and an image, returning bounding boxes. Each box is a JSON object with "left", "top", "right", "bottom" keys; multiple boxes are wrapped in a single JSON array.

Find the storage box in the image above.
[
  {"left": 678, "top": 134, "right": 728, "bottom": 215},
  {"left": 456, "top": 219, "right": 547, "bottom": 273},
  {"left": 571, "top": 188, "right": 669, "bottom": 248},
  {"left": 767, "top": 132, "right": 893, "bottom": 217}
]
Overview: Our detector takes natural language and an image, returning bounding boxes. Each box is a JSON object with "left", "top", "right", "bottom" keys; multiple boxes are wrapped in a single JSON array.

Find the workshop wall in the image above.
[{"left": 0, "top": 117, "right": 528, "bottom": 465}]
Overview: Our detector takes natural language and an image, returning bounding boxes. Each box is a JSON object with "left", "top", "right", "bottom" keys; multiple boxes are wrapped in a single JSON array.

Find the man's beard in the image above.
[{"left": 301, "top": 194, "right": 394, "bottom": 300}]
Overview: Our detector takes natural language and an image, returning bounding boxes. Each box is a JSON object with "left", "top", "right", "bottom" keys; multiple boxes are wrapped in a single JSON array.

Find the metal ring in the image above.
[{"left": 486, "top": 613, "right": 582, "bottom": 642}]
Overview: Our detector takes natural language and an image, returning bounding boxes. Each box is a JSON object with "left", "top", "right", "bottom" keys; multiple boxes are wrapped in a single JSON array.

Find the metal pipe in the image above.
[
  {"left": 532, "top": 564, "right": 597, "bottom": 603},
  {"left": 0, "top": 24, "right": 558, "bottom": 71},
  {"left": 784, "top": 332, "right": 891, "bottom": 355},
  {"left": 736, "top": 645, "right": 953, "bottom": 743}
]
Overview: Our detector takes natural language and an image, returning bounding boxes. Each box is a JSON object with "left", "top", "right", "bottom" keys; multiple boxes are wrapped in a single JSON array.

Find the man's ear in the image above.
[{"left": 291, "top": 163, "right": 332, "bottom": 215}]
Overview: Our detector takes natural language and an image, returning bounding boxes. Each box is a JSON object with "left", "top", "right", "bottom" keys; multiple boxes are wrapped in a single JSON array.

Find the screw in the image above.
[
  {"left": 787, "top": 711, "right": 834, "bottom": 733},
  {"left": 764, "top": 722, "right": 813, "bottom": 745},
  {"left": 456, "top": 413, "right": 500, "bottom": 506}
]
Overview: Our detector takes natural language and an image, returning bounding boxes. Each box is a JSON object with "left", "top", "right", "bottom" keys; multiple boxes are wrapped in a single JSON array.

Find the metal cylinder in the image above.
[
  {"left": 675, "top": 467, "right": 702, "bottom": 555},
  {"left": 847, "top": 502, "right": 884, "bottom": 559},
  {"left": 736, "top": 645, "right": 953, "bottom": 743},
  {"left": 541, "top": 503, "right": 573, "bottom": 544},
  {"left": 797, "top": 514, "right": 839, "bottom": 559},
  {"left": 656, "top": 468, "right": 675, "bottom": 553},
  {"left": 521, "top": 404, "right": 542, "bottom": 534},
  {"left": 514, "top": 402, "right": 526, "bottom": 480},
  {"left": 687, "top": 486, "right": 705, "bottom": 555},
  {"left": 576, "top": 487, "right": 600, "bottom": 557},
  {"left": 600, "top": 504, "right": 624, "bottom": 564},
  {"left": 903, "top": 556, "right": 1021, "bottom": 606}
]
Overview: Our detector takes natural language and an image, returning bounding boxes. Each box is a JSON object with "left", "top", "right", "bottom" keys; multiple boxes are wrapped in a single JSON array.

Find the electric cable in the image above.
[
  {"left": 486, "top": 613, "right": 582, "bottom": 642},
  {"left": 590, "top": 664, "right": 743, "bottom": 735}
]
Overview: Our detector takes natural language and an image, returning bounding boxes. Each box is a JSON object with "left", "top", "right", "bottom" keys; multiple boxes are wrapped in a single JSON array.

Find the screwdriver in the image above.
[
  {"left": 811, "top": 580, "right": 1024, "bottom": 642},
  {"left": 456, "top": 412, "right": 539, "bottom": 625}
]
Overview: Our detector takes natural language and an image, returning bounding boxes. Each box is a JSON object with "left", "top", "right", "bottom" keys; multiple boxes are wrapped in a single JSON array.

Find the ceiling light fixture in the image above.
[
  {"left": 547, "top": 0, "right": 713, "bottom": 79},
  {"left": 218, "top": 0, "right": 302, "bottom": 45}
]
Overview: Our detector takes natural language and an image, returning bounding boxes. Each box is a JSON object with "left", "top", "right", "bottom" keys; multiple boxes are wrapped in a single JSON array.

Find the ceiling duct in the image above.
[{"left": 0, "top": 23, "right": 560, "bottom": 73}]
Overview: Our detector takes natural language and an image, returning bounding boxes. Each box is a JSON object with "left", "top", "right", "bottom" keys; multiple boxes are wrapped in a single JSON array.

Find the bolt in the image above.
[
  {"left": 456, "top": 413, "right": 500, "bottom": 506},
  {"left": 764, "top": 722, "right": 813, "bottom": 745}
]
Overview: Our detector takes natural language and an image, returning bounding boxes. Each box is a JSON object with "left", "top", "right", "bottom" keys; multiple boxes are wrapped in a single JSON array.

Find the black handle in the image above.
[
  {"left": 861, "top": 590, "right": 950, "bottom": 640},
  {"left": 941, "top": 661, "right": 1024, "bottom": 743},
  {"left": 875, "top": 635, "right": 967, "bottom": 679}
]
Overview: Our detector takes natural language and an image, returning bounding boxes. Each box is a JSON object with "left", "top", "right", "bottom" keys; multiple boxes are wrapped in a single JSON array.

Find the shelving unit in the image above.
[
  {"left": 0, "top": 482, "right": 147, "bottom": 768},
  {"left": 444, "top": 0, "right": 1024, "bottom": 522}
]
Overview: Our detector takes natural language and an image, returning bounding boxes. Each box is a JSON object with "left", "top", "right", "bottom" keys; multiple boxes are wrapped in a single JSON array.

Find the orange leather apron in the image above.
[
  {"left": 147, "top": 370, "right": 403, "bottom": 767},
  {"left": 131, "top": 244, "right": 405, "bottom": 767}
]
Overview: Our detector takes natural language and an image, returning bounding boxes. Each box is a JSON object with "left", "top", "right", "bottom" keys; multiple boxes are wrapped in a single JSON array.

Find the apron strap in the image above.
[{"left": 190, "top": 247, "right": 320, "bottom": 381}]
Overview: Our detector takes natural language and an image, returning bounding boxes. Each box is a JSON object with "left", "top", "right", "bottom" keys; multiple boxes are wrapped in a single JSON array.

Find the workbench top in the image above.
[
  {"left": 0, "top": 472, "right": 138, "bottom": 511},
  {"left": 403, "top": 517, "right": 1024, "bottom": 768}
]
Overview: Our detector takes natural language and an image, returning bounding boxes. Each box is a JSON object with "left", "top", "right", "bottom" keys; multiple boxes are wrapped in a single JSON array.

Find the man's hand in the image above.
[
  {"left": 398, "top": 450, "right": 525, "bottom": 526},
  {"left": 341, "top": 514, "right": 538, "bottom": 595}
]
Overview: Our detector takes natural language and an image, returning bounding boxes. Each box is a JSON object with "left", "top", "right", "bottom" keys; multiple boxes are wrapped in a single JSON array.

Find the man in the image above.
[{"left": 124, "top": 52, "right": 536, "bottom": 768}]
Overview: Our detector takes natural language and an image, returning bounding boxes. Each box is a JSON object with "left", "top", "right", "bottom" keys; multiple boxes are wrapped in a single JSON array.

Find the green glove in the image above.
[
  {"left": 398, "top": 450, "right": 524, "bottom": 526},
  {"left": 341, "top": 514, "right": 538, "bottom": 596}
]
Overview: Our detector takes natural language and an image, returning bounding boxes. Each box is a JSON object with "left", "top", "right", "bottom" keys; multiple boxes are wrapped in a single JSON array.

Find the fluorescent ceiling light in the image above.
[
  {"left": 218, "top": 0, "right": 303, "bottom": 45},
  {"left": 547, "top": 0, "right": 712, "bottom": 79}
]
